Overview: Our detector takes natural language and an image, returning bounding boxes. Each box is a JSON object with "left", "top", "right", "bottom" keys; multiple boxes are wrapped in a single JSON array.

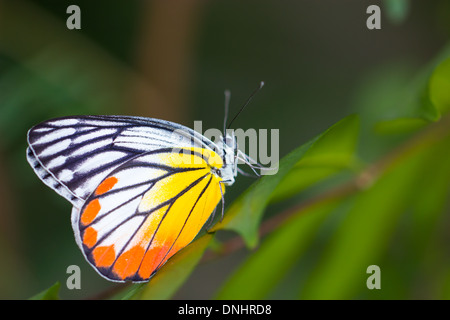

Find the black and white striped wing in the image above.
[{"left": 26, "top": 115, "right": 216, "bottom": 208}]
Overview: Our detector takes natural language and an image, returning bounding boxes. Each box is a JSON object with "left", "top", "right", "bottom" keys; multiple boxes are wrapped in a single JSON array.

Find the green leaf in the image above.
[
  {"left": 353, "top": 47, "right": 450, "bottom": 136},
  {"left": 429, "top": 57, "right": 450, "bottom": 115},
  {"left": 211, "top": 114, "right": 359, "bottom": 248},
  {"left": 374, "top": 117, "right": 428, "bottom": 135},
  {"left": 215, "top": 198, "right": 341, "bottom": 299},
  {"left": 408, "top": 134, "right": 450, "bottom": 299},
  {"left": 134, "top": 233, "right": 213, "bottom": 300},
  {"left": 29, "top": 282, "right": 60, "bottom": 300},
  {"left": 300, "top": 129, "right": 443, "bottom": 299},
  {"left": 270, "top": 114, "right": 360, "bottom": 202},
  {"left": 361, "top": 131, "right": 450, "bottom": 300},
  {"left": 408, "top": 134, "right": 450, "bottom": 256}
]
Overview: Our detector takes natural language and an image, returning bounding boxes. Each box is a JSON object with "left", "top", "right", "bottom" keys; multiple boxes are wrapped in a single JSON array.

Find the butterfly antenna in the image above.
[
  {"left": 237, "top": 167, "right": 259, "bottom": 178},
  {"left": 223, "top": 89, "right": 231, "bottom": 134},
  {"left": 226, "top": 81, "right": 264, "bottom": 130}
]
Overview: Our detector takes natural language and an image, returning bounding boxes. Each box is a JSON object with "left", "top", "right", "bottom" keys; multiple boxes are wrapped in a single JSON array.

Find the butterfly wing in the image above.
[
  {"left": 27, "top": 115, "right": 216, "bottom": 208},
  {"left": 73, "top": 147, "right": 224, "bottom": 282}
]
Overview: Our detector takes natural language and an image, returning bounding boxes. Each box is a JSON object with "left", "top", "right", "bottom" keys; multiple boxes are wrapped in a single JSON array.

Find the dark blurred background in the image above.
[{"left": 0, "top": 0, "right": 449, "bottom": 299}]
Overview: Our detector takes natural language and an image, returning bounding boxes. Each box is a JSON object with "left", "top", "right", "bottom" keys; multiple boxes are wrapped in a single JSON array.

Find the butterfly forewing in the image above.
[{"left": 26, "top": 116, "right": 216, "bottom": 208}]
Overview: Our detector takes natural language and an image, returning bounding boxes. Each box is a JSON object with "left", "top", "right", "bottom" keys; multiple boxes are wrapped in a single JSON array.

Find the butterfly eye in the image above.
[{"left": 213, "top": 168, "right": 222, "bottom": 177}]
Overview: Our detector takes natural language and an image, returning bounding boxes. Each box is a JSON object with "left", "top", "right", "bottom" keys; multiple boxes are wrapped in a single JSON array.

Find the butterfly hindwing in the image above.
[
  {"left": 26, "top": 115, "right": 216, "bottom": 207},
  {"left": 73, "top": 148, "right": 224, "bottom": 282}
]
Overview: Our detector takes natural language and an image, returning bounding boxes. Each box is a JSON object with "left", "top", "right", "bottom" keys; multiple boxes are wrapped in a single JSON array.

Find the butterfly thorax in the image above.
[{"left": 214, "top": 133, "right": 238, "bottom": 186}]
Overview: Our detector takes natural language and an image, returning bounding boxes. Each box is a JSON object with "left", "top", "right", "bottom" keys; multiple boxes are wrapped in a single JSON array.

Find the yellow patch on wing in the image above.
[
  {"left": 138, "top": 167, "right": 207, "bottom": 213},
  {"left": 162, "top": 147, "right": 223, "bottom": 169}
]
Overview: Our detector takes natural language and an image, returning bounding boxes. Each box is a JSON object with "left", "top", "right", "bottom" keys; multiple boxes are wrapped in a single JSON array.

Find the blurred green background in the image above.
[{"left": 1, "top": 0, "right": 450, "bottom": 299}]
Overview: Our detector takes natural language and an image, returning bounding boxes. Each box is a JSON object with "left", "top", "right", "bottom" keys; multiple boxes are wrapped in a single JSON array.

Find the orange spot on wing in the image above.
[
  {"left": 95, "top": 176, "right": 118, "bottom": 195},
  {"left": 92, "top": 245, "right": 115, "bottom": 268},
  {"left": 113, "top": 246, "right": 145, "bottom": 280},
  {"left": 138, "top": 245, "right": 163, "bottom": 280},
  {"left": 81, "top": 199, "right": 101, "bottom": 225},
  {"left": 138, "top": 242, "right": 179, "bottom": 280},
  {"left": 83, "top": 227, "right": 97, "bottom": 248}
]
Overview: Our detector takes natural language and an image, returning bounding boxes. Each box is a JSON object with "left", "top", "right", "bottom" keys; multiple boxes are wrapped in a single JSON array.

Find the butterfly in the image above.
[{"left": 26, "top": 83, "right": 265, "bottom": 282}]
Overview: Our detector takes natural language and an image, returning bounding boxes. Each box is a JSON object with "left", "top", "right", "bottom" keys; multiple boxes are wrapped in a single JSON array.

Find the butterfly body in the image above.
[{"left": 27, "top": 115, "right": 238, "bottom": 282}]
